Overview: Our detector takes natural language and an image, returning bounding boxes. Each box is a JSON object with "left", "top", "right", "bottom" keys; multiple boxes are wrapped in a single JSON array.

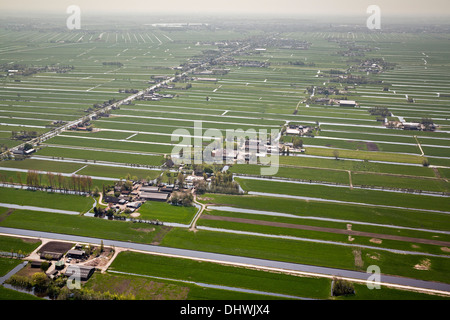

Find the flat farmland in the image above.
[{"left": 0, "top": 18, "right": 449, "bottom": 301}]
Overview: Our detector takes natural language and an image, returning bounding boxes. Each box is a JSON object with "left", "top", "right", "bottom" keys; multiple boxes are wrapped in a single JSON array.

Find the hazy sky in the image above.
[{"left": 1, "top": 0, "right": 450, "bottom": 17}]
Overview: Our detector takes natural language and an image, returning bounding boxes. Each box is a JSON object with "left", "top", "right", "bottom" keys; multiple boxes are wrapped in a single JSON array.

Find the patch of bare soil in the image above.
[
  {"left": 130, "top": 212, "right": 141, "bottom": 218},
  {"left": 197, "top": 196, "right": 213, "bottom": 201},
  {"left": 84, "top": 248, "right": 114, "bottom": 268},
  {"left": 93, "top": 274, "right": 190, "bottom": 300},
  {"left": 85, "top": 256, "right": 108, "bottom": 267},
  {"left": 0, "top": 208, "right": 15, "bottom": 222},
  {"left": 366, "top": 142, "right": 379, "bottom": 151},
  {"left": 38, "top": 241, "right": 74, "bottom": 254},
  {"left": 15, "top": 264, "right": 44, "bottom": 277},
  {"left": 22, "top": 238, "right": 40, "bottom": 244},
  {"left": 353, "top": 249, "right": 364, "bottom": 269},
  {"left": 366, "top": 252, "right": 380, "bottom": 260},
  {"left": 414, "top": 258, "right": 431, "bottom": 271},
  {"left": 151, "top": 226, "right": 172, "bottom": 245},
  {"left": 441, "top": 247, "right": 450, "bottom": 253},
  {"left": 369, "top": 238, "right": 383, "bottom": 244},
  {"left": 135, "top": 227, "right": 155, "bottom": 233}
]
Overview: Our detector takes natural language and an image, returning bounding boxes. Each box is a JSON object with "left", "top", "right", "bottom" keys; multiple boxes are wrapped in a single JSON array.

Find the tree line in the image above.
[{"left": 1, "top": 170, "right": 94, "bottom": 193}]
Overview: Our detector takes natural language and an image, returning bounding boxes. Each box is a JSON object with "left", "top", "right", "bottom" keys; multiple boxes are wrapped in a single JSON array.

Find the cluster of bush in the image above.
[
  {"left": 7, "top": 272, "right": 133, "bottom": 300},
  {"left": 168, "top": 191, "right": 193, "bottom": 207},
  {"left": 194, "top": 170, "right": 241, "bottom": 195},
  {"left": 332, "top": 278, "right": 355, "bottom": 297}
]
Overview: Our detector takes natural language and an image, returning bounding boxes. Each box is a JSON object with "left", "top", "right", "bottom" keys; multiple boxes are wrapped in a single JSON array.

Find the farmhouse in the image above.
[
  {"left": 339, "top": 100, "right": 357, "bottom": 107},
  {"left": 12, "top": 147, "right": 35, "bottom": 156},
  {"left": 285, "top": 125, "right": 312, "bottom": 136},
  {"left": 104, "top": 196, "right": 121, "bottom": 204},
  {"left": 66, "top": 249, "right": 86, "bottom": 259},
  {"left": 402, "top": 122, "right": 421, "bottom": 130},
  {"left": 140, "top": 192, "right": 169, "bottom": 202},
  {"left": 286, "top": 127, "right": 301, "bottom": 135},
  {"left": 160, "top": 186, "right": 175, "bottom": 193},
  {"left": 140, "top": 186, "right": 159, "bottom": 193},
  {"left": 195, "top": 77, "right": 218, "bottom": 82},
  {"left": 64, "top": 265, "right": 95, "bottom": 281},
  {"left": 126, "top": 201, "right": 142, "bottom": 209}
]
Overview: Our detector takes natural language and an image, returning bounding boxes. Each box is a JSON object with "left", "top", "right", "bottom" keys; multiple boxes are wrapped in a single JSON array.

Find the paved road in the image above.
[{"left": 1, "top": 226, "right": 449, "bottom": 296}]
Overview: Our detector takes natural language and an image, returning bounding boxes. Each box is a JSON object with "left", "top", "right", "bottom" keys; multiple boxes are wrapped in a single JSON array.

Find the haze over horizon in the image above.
[{"left": 1, "top": 0, "right": 450, "bottom": 18}]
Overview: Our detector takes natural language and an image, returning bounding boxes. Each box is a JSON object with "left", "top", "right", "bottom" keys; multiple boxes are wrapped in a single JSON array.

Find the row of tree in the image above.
[
  {"left": 8, "top": 170, "right": 94, "bottom": 193},
  {"left": 11, "top": 130, "right": 39, "bottom": 141},
  {"left": 194, "top": 170, "right": 241, "bottom": 195},
  {"left": 168, "top": 191, "right": 193, "bottom": 207},
  {"left": 7, "top": 272, "right": 133, "bottom": 300}
]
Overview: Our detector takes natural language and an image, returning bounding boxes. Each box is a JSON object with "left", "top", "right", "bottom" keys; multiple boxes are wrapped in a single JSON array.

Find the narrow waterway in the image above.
[{"left": 206, "top": 206, "right": 450, "bottom": 235}]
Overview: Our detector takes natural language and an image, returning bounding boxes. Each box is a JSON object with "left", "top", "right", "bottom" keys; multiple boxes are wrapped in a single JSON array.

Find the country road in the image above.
[{"left": 0, "top": 226, "right": 449, "bottom": 296}]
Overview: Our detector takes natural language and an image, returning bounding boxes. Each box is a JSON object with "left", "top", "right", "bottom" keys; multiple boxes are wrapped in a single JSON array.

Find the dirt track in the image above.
[{"left": 200, "top": 215, "right": 450, "bottom": 247}]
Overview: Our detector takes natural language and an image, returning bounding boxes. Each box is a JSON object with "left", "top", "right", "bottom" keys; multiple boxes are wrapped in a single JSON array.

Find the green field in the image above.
[
  {"left": 235, "top": 177, "right": 450, "bottom": 212},
  {"left": 137, "top": 201, "right": 198, "bottom": 224},
  {"left": 0, "top": 14, "right": 449, "bottom": 301},
  {"left": 0, "top": 234, "right": 41, "bottom": 255},
  {"left": 0, "top": 208, "right": 166, "bottom": 244},
  {"left": 198, "top": 194, "right": 450, "bottom": 232},
  {"left": 160, "top": 228, "right": 450, "bottom": 284},
  {"left": 0, "top": 187, "right": 94, "bottom": 213}
]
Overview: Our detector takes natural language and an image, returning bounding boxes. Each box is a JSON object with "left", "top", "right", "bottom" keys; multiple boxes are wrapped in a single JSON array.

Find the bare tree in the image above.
[
  {"left": 333, "top": 150, "right": 340, "bottom": 160},
  {"left": 16, "top": 172, "right": 22, "bottom": 188},
  {"left": 47, "top": 172, "right": 55, "bottom": 190}
]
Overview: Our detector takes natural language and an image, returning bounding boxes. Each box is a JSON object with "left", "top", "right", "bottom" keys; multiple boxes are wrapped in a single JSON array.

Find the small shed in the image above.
[
  {"left": 104, "top": 196, "right": 120, "bottom": 204},
  {"left": 55, "top": 260, "right": 65, "bottom": 270},
  {"left": 159, "top": 186, "right": 174, "bottom": 193},
  {"left": 31, "top": 261, "right": 43, "bottom": 268},
  {"left": 140, "top": 186, "right": 159, "bottom": 193},
  {"left": 126, "top": 202, "right": 141, "bottom": 209},
  {"left": 339, "top": 100, "right": 357, "bottom": 107},
  {"left": 66, "top": 249, "right": 86, "bottom": 259},
  {"left": 140, "top": 192, "right": 169, "bottom": 202}
]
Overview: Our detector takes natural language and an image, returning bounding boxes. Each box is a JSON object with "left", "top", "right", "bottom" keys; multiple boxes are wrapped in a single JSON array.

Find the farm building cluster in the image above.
[
  {"left": 311, "top": 98, "right": 358, "bottom": 107},
  {"left": 285, "top": 124, "right": 313, "bottom": 136},
  {"left": 385, "top": 120, "right": 437, "bottom": 131},
  {"left": 103, "top": 181, "right": 178, "bottom": 213},
  {"left": 29, "top": 241, "right": 114, "bottom": 283}
]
